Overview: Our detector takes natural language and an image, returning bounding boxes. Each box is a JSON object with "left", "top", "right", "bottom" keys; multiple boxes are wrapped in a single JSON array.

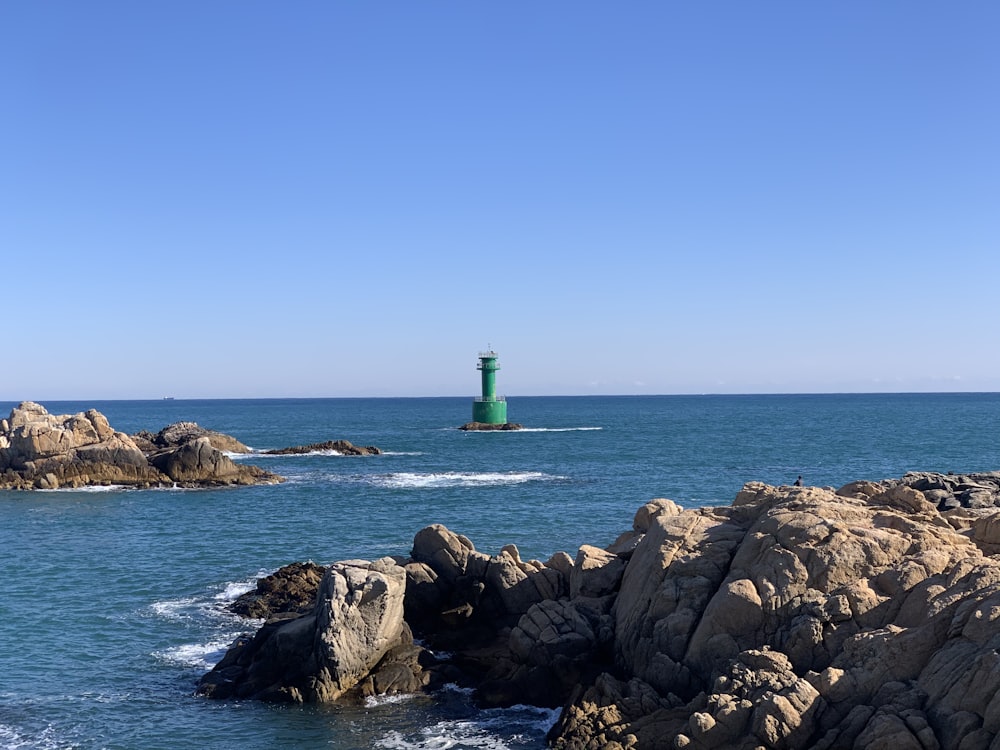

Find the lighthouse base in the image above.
[
  {"left": 459, "top": 421, "right": 522, "bottom": 431},
  {"left": 472, "top": 400, "right": 507, "bottom": 425}
]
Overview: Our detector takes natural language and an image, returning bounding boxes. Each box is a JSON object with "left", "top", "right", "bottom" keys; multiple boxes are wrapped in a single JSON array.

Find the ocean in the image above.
[{"left": 1, "top": 393, "right": 998, "bottom": 749}]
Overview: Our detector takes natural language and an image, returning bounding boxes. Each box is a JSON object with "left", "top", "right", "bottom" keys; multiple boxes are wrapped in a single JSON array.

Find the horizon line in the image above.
[{"left": 3, "top": 390, "right": 999, "bottom": 404}]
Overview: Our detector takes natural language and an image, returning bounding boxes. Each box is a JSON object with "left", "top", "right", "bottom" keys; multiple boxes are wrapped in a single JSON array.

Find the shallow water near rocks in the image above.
[{"left": 1, "top": 393, "right": 998, "bottom": 749}]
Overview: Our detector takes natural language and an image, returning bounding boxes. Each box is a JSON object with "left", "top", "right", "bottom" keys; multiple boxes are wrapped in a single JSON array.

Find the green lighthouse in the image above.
[{"left": 471, "top": 349, "right": 507, "bottom": 424}]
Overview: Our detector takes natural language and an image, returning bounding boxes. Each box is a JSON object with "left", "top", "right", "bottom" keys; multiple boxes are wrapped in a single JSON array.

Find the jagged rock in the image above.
[
  {"left": 198, "top": 558, "right": 407, "bottom": 702},
  {"left": 0, "top": 401, "right": 165, "bottom": 489},
  {"left": 262, "top": 440, "right": 381, "bottom": 456},
  {"left": 132, "top": 421, "right": 251, "bottom": 454},
  {"left": 571, "top": 544, "right": 626, "bottom": 598},
  {"left": 970, "top": 511, "right": 1000, "bottom": 555},
  {"left": 634, "top": 498, "right": 683, "bottom": 532},
  {"left": 411, "top": 523, "right": 481, "bottom": 585},
  {"left": 0, "top": 403, "right": 282, "bottom": 489},
  {"left": 198, "top": 475, "right": 1000, "bottom": 750},
  {"left": 550, "top": 482, "right": 1000, "bottom": 749},
  {"left": 230, "top": 562, "right": 326, "bottom": 619},
  {"left": 147, "top": 437, "right": 277, "bottom": 486}
]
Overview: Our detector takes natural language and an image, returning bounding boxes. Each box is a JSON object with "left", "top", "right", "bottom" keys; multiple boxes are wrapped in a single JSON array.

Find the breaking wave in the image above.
[
  {"left": 366, "top": 471, "right": 565, "bottom": 489},
  {"left": 374, "top": 703, "right": 559, "bottom": 749}
]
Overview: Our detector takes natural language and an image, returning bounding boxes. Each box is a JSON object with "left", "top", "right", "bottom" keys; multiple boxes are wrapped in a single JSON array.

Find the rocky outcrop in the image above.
[
  {"left": 131, "top": 421, "right": 251, "bottom": 454},
  {"left": 0, "top": 402, "right": 282, "bottom": 489},
  {"left": 894, "top": 471, "right": 1000, "bottom": 510},
  {"left": 198, "top": 558, "right": 411, "bottom": 702},
  {"left": 261, "top": 440, "right": 381, "bottom": 456},
  {"left": 230, "top": 562, "right": 327, "bottom": 619},
  {"left": 199, "top": 472, "right": 1000, "bottom": 750},
  {"left": 1, "top": 402, "right": 166, "bottom": 489},
  {"left": 549, "top": 481, "right": 1000, "bottom": 749},
  {"left": 459, "top": 422, "right": 524, "bottom": 431}
]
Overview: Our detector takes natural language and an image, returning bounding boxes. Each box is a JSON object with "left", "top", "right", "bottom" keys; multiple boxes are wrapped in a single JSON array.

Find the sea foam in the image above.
[
  {"left": 0, "top": 721, "right": 66, "bottom": 750},
  {"left": 515, "top": 426, "right": 602, "bottom": 432},
  {"left": 369, "top": 471, "right": 563, "bottom": 489},
  {"left": 152, "top": 637, "right": 241, "bottom": 670}
]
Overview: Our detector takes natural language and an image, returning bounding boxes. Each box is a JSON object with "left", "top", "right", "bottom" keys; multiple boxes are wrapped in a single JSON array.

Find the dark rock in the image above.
[
  {"left": 458, "top": 422, "right": 523, "bottom": 431},
  {"left": 230, "top": 562, "right": 326, "bottom": 619},
  {"left": 262, "top": 440, "right": 381, "bottom": 456}
]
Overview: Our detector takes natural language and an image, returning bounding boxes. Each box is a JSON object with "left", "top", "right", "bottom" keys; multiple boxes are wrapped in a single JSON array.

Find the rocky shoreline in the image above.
[
  {"left": 0, "top": 402, "right": 379, "bottom": 490},
  {"left": 198, "top": 471, "right": 1000, "bottom": 749}
]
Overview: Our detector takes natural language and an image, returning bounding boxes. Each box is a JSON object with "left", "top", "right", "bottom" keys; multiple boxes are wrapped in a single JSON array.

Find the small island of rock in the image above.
[
  {"left": 0, "top": 402, "right": 281, "bottom": 490},
  {"left": 262, "top": 440, "right": 381, "bottom": 456},
  {"left": 459, "top": 422, "right": 523, "bottom": 431}
]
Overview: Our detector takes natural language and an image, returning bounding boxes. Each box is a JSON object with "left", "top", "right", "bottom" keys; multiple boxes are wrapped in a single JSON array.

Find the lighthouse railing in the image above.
[{"left": 473, "top": 395, "right": 506, "bottom": 402}]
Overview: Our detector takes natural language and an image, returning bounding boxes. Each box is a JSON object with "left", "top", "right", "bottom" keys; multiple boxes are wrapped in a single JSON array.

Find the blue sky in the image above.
[{"left": 2, "top": 2, "right": 997, "bottom": 399}]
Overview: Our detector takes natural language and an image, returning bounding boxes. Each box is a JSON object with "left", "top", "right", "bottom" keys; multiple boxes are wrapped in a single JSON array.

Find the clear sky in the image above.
[{"left": 2, "top": 2, "right": 997, "bottom": 399}]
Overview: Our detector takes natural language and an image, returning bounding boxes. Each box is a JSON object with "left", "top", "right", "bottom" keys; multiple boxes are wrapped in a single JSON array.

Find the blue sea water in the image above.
[{"left": 1, "top": 393, "right": 998, "bottom": 749}]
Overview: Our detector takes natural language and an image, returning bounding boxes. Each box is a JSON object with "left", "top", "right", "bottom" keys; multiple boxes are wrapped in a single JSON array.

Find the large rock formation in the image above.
[
  {"left": 199, "top": 472, "right": 1000, "bottom": 750},
  {"left": 0, "top": 402, "right": 281, "bottom": 489},
  {"left": 199, "top": 558, "right": 411, "bottom": 702},
  {"left": 550, "top": 480, "right": 1000, "bottom": 749}
]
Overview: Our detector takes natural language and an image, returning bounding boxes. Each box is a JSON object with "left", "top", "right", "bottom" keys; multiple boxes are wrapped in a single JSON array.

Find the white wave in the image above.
[
  {"left": 152, "top": 637, "right": 241, "bottom": 670},
  {"left": 148, "top": 579, "right": 263, "bottom": 625},
  {"left": 212, "top": 572, "right": 269, "bottom": 603},
  {"left": 369, "top": 471, "right": 563, "bottom": 489},
  {"left": 373, "top": 692, "right": 558, "bottom": 749},
  {"left": 515, "top": 427, "right": 603, "bottom": 432},
  {"left": 39, "top": 484, "right": 127, "bottom": 493},
  {"left": 439, "top": 683, "right": 474, "bottom": 696},
  {"left": 364, "top": 692, "right": 416, "bottom": 708},
  {"left": 376, "top": 724, "right": 509, "bottom": 750},
  {"left": 382, "top": 451, "right": 424, "bottom": 456},
  {"left": 149, "top": 597, "right": 200, "bottom": 622},
  {"left": 0, "top": 722, "right": 67, "bottom": 750},
  {"left": 231, "top": 449, "right": 382, "bottom": 458},
  {"left": 412, "top": 642, "right": 454, "bottom": 661}
]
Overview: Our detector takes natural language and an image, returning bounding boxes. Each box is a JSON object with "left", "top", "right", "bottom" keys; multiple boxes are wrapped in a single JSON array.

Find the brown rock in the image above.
[{"left": 0, "top": 403, "right": 282, "bottom": 489}]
